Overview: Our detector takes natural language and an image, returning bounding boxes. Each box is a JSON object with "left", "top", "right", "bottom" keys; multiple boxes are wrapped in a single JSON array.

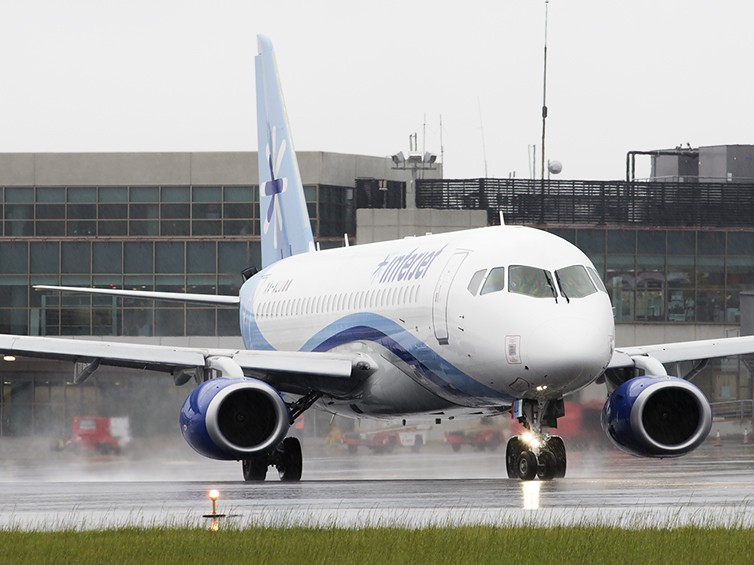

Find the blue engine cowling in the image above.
[
  {"left": 179, "top": 377, "right": 290, "bottom": 460},
  {"left": 601, "top": 376, "right": 712, "bottom": 457}
]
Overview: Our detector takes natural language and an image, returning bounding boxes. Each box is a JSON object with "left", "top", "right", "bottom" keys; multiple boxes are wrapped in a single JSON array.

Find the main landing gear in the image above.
[
  {"left": 242, "top": 437, "right": 303, "bottom": 482},
  {"left": 241, "top": 390, "right": 320, "bottom": 482},
  {"left": 505, "top": 398, "right": 567, "bottom": 481}
]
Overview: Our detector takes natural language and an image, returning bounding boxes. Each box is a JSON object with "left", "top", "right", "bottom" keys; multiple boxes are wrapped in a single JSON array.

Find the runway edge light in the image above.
[{"left": 203, "top": 489, "right": 226, "bottom": 521}]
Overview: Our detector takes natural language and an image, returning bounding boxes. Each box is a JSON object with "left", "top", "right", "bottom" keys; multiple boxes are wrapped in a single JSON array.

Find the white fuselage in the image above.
[{"left": 239, "top": 226, "right": 615, "bottom": 419}]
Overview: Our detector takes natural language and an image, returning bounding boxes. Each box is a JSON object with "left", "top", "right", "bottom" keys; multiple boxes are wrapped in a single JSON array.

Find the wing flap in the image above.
[{"left": 230, "top": 350, "right": 354, "bottom": 378}]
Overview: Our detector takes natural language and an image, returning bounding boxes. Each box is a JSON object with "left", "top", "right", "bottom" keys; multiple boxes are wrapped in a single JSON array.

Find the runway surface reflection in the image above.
[{"left": 1, "top": 440, "right": 753, "bottom": 530}]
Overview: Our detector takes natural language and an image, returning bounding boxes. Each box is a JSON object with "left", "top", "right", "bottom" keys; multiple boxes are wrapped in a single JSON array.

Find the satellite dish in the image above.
[{"left": 548, "top": 160, "right": 563, "bottom": 175}]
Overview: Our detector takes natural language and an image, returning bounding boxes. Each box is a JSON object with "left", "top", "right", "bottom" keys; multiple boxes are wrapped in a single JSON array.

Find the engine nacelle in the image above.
[
  {"left": 180, "top": 377, "right": 290, "bottom": 460},
  {"left": 601, "top": 376, "right": 712, "bottom": 458}
]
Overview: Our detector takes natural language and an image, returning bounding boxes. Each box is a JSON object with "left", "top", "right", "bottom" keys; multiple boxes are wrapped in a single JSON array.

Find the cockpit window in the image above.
[
  {"left": 555, "top": 265, "right": 597, "bottom": 299},
  {"left": 467, "top": 269, "right": 487, "bottom": 295},
  {"left": 586, "top": 266, "right": 607, "bottom": 293},
  {"left": 508, "top": 265, "right": 558, "bottom": 298},
  {"left": 480, "top": 267, "right": 505, "bottom": 295}
]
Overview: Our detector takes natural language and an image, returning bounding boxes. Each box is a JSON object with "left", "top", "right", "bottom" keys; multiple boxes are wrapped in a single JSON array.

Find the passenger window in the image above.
[
  {"left": 555, "top": 265, "right": 597, "bottom": 299},
  {"left": 467, "top": 269, "right": 487, "bottom": 295},
  {"left": 509, "top": 265, "right": 557, "bottom": 298},
  {"left": 480, "top": 267, "right": 505, "bottom": 295},
  {"left": 587, "top": 266, "right": 607, "bottom": 293}
]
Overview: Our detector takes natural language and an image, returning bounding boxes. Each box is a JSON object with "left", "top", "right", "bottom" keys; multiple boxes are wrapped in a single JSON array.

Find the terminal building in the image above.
[{"left": 2, "top": 148, "right": 754, "bottom": 438}]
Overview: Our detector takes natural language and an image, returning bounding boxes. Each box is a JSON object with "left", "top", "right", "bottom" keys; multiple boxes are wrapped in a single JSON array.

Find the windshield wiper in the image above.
[
  {"left": 554, "top": 271, "right": 570, "bottom": 304},
  {"left": 543, "top": 271, "right": 558, "bottom": 304}
]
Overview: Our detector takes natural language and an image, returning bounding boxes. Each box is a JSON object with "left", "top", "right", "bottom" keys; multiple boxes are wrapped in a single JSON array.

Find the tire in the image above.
[
  {"left": 278, "top": 437, "right": 303, "bottom": 482},
  {"left": 242, "top": 457, "right": 268, "bottom": 481},
  {"left": 547, "top": 436, "right": 567, "bottom": 478},
  {"left": 451, "top": 443, "right": 462, "bottom": 453},
  {"left": 517, "top": 450, "right": 537, "bottom": 481},
  {"left": 536, "top": 450, "right": 556, "bottom": 481},
  {"left": 347, "top": 444, "right": 358, "bottom": 454},
  {"left": 505, "top": 436, "right": 524, "bottom": 478}
]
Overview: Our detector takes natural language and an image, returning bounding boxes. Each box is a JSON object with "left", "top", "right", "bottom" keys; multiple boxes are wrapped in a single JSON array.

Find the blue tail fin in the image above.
[{"left": 255, "top": 35, "right": 315, "bottom": 268}]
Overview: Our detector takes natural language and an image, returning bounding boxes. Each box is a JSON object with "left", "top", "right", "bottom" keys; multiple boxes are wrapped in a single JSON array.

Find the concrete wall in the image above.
[
  {"left": 615, "top": 323, "right": 740, "bottom": 348},
  {"left": 356, "top": 208, "right": 487, "bottom": 244},
  {"left": 0, "top": 151, "right": 436, "bottom": 188}
]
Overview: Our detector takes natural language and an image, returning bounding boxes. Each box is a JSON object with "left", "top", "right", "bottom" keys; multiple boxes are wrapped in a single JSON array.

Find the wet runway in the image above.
[{"left": 2, "top": 438, "right": 754, "bottom": 530}]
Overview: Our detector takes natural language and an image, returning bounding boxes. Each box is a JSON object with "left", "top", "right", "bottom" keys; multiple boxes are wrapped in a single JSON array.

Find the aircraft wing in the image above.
[
  {"left": 609, "top": 335, "right": 754, "bottom": 369},
  {"left": 0, "top": 334, "right": 373, "bottom": 394},
  {"left": 33, "top": 285, "right": 239, "bottom": 306}
]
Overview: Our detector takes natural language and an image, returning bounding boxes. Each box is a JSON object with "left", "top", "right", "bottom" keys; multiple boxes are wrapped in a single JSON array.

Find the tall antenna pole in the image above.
[
  {"left": 439, "top": 114, "right": 445, "bottom": 168},
  {"left": 540, "top": 0, "right": 549, "bottom": 181},
  {"left": 478, "top": 98, "right": 488, "bottom": 178}
]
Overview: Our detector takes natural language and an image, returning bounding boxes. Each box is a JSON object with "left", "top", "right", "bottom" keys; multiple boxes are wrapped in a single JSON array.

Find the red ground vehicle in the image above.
[
  {"left": 342, "top": 426, "right": 428, "bottom": 453},
  {"left": 65, "top": 416, "right": 128, "bottom": 455},
  {"left": 445, "top": 424, "right": 505, "bottom": 452}
]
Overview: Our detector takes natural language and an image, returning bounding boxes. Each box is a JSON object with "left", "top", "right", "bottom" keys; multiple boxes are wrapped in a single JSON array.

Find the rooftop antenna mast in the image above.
[
  {"left": 540, "top": 0, "right": 550, "bottom": 181},
  {"left": 439, "top": 115, "right": 445, "bottom": 167},
  {"left": 478, "top": 98, "right": 488, "bottom": 178}
]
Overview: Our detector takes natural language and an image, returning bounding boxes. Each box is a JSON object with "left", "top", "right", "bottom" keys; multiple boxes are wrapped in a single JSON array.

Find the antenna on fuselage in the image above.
[
  {"left": 344, "top": 233, "right": 350, "bottom": 247},
  {"left": 499, "top": 210, "right": 505, "bottom": 226}
]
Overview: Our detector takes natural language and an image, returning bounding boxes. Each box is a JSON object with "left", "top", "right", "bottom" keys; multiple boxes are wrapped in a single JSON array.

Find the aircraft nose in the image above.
[{"left": 527, "top": 317, "right": 611, "bottom": 389}]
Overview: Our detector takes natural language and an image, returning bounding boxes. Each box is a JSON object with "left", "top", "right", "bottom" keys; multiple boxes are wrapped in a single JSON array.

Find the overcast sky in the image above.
[{"left": 0, "top": 1, "right": 751, "bottom": 181}]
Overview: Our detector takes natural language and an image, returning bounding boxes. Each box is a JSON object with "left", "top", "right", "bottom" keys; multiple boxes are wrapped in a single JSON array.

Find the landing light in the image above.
[
  {"left": 3, "top": 355, "right": 16, "bottom": 362},
  {"left": 521, "top": 431, "right": 542, "bottom": 450},
  {"left": 536, "top": 385, "right": 548, "bottom": 391}
]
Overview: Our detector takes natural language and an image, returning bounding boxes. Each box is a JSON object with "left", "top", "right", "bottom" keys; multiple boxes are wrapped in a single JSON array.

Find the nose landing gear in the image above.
[
  {"left": 505, "top": 434, "right": 566, "bottom": 480},
  {"left": 506, "top": 398, "right": 567, "bottom": 480}
]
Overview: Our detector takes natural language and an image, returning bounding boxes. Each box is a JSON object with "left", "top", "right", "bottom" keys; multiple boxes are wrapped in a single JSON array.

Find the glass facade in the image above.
[
  {"left": 0, "top": 184, "right": 354, "bottom": 336},
  {"left": 1, "top": 184, "right": 353, "bottom": 239},
  {"left": 548, "top": 227, "right": 750, "bottom": 324}
]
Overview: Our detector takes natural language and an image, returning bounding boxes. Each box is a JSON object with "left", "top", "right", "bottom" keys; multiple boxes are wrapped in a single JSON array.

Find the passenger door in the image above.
[{"left": 432, "top": 252, "right": 468, "bottom": 345}]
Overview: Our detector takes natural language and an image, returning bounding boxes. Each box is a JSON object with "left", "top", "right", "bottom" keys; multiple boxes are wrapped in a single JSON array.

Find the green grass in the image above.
[{"left": 2, "top": 526, "right": 754, "bottom": 564}]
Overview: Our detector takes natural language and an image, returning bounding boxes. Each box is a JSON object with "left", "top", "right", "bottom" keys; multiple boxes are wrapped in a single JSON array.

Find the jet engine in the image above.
[
  {"left": 180, "top": 377, "right": 290, "bottom": 460},
  {"left": 601, "top": 376, "right": 712, "bottom": 458}
]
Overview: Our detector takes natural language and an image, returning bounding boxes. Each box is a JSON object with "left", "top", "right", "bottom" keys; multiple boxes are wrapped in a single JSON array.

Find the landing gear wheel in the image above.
[
  {"left": 278, "top": 437, "right": 303, "bottom": 482},
  {"left": 536, "top": 450, "right": 556, "bottom": 481},
  {"left": 547, "top": 436, "right": 567, "bottom": 478},
  {"left": 517, "top": 450, "right": 537, "bottom": 481},
  {"left": 505, "top": 436, "right": 525, "bottom": 478},
  {"left": 242, "top": 457, "right": 268, "bottom": 481}
]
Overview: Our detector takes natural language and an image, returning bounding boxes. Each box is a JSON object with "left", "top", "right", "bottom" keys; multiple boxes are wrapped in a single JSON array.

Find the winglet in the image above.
[{"left": 255, "top": 35, "right": 315, "bottom": 268}]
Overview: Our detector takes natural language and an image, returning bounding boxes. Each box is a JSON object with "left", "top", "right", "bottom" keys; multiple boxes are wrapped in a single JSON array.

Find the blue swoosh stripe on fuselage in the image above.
[{"left": 248, "top": 311, "right": 508, "bottom": 406}]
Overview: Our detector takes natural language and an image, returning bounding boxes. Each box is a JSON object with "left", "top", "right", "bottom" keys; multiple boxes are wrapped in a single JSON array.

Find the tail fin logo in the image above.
[{"left": 263, "top": 126, "right": 288, "bottom": 249}]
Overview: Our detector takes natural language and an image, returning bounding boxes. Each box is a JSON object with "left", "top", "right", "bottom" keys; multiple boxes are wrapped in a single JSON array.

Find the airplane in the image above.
[{"left": 3, "top": 35, "right": 754, "bottom": 481}]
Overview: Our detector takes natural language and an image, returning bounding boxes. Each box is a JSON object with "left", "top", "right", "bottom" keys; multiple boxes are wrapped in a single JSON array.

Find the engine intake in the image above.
[
  {"left": 180, "top": 377, "right": 290, "bottom": 460},
  {"left": 601, "top": 376, "right": 712, "bottom": 457}
]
